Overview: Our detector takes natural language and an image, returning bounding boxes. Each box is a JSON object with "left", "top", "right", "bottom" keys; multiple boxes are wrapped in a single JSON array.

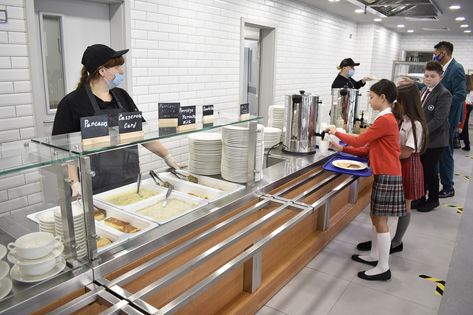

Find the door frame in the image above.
[
  {"left": 25, "top": 0, "right": 132, "bottom": 137},
  {"left": 239, "top": 18, "right": 277, "bottom": 125}
]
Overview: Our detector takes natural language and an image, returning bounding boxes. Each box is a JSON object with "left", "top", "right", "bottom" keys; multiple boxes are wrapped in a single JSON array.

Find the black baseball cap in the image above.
[
  {"left": 339, "top": 58, "right": 360, "bottom": 68},
  {"left": 81, "top": 44, "right": 129, "bottom": 74}
]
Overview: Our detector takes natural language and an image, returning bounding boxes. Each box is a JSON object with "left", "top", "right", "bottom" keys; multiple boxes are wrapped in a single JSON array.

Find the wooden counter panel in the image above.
[
  {"left": 112, "top": 202, "right": 298, "bottom": 309},
  {"left": 32, "top": 287, "right": 88, "bottom": 315}
]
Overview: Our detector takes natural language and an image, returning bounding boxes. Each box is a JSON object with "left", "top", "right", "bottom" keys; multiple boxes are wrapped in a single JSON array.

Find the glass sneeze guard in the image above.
[
  {"left": 0, "top": 141, "right": 78, "bottom": 176},
  {"left": 32, "top": 115, "right": 262, "bottom": 155}
]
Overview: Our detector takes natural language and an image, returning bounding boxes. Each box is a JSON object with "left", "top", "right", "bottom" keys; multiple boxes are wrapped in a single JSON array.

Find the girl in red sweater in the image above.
[{"left": 327, "top": 79, "right": 406, "bottom": 281}]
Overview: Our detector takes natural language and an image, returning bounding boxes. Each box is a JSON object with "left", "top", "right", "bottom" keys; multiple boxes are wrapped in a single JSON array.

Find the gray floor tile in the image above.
[
  {"left": 352, "top": 254, "right": 448, "bottom": 309},
  {"left": 332, "top": 219, "right": 372, "bottom": 245},
  {"left": 406, "top": 206, "right": 460, "bottom": 242},
  {"left": 306, "top": 239, "right": 362, "bottom": 282},
  {"left": 256, "top": 306, "right": 288, "bottom": 315},
  {"left": 327, "top": 282, "right": 436, "bottom": 315},
  {"left": 266, "top": 268, "right": 350, "bottom": 315}
]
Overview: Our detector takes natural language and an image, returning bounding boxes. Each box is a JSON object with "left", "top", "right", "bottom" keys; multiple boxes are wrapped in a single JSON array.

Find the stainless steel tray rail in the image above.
[{"left": 137, "top": 175, "right": 358, "bottom": 315}]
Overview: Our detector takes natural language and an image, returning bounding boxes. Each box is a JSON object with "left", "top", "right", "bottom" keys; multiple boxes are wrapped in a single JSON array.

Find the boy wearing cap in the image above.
[
  {"left": 332, "top": 58, "right": 370, "bottom": 89},
  {"left": 52, "top": 44, "right": 179, "bottom": 195}
]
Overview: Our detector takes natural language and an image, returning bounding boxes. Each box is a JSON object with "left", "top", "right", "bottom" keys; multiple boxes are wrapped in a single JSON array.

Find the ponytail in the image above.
[{"left": 76, "top": 66, "right": 89, "bottom": 89}]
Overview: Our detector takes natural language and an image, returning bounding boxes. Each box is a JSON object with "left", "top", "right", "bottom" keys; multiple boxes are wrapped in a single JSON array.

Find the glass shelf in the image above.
[
  {"left": 32, "top": 115, "right": 262, "bottom": 155},
  {"left": 0, "top": 141, "right": 78, "bottom": 176}
]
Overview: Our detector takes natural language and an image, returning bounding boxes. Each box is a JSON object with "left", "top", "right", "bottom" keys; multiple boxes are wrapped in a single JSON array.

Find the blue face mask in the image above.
[
  {"left": 433, "top": 53, "right": 442, "bottom": 63},
  {"left": 107, "top": 73, "right": 124, "bottom": 89},
  {"left": 348, "top": 69, "right": 355, "bottom": 77}
]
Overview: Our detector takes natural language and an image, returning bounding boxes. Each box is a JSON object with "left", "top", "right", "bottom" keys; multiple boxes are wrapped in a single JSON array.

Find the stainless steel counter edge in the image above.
[{"left": 92, "top": 149, "right": 335, "bottom": 279}]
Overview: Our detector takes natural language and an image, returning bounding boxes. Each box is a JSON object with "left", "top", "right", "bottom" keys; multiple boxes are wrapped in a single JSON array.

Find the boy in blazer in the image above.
[{"left": 417, "top": 61, "right": 452, "bottom": 212}]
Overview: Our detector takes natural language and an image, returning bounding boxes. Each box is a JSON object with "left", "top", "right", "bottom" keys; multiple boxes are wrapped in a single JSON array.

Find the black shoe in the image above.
[
  {"left": 358, "top": 269, "right": 391, "bottom": 281},
  {"left": 418, "top": 200, "right": 440, "bottom": 212},
  {"left": 438, "top": 189, "right": 455, "bottom": 198},
  {"left": 356, "top": 242, "right": 403, "bottom": 254},
  {"left": 356, "top": 241, "right": 371, "bottom": 251},
  {"left": 462, "top": 147, "right": 470, "bottom": 151},
  {"left": 411, "top": 198, "right": 426, "bottom": 209},
  {"left": 351, "top": 254, "right": 378, "bottom": 267}
]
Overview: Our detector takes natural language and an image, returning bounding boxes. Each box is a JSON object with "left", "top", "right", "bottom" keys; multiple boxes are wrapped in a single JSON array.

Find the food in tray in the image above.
[
  {"left": 105, "top": 188, "right": 158, "bottom": 206},
  {"left": 338, "top": 162, "right": 361, "bottom": 169},
  {"left": 137, "top": 199, "right": 198, "bottom": 222},
  {"left": 188, "top": 192, "right": 209, "bottom": 199},
  {"left": 332, "top": 159, "right": 367, "bottom": 170},
  {"left": 187, "top": 174, "right": 198, "bottom": 184},
  {"left": 104, "top": 217, "right": 141, "bottom": 233},
  {"left": 94, "top": 206, "right": 107, "bottom": 221},
  {"left": 96, "top": 236, "right": 112, "bottom": 248}
]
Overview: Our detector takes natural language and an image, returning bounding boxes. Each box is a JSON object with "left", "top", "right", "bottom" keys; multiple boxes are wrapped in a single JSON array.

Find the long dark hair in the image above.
[
  {"left": 370, "top": 79, "right": 398, "bottom": 104},
  {"left": 466, "top": 74, "right": 473, "bottom": 93},
  {"left": 76, "top": 56, "right": 125, "bottom": 89},
  {"left": 397, "top": 83, "right": 429, "bottom": 154}
]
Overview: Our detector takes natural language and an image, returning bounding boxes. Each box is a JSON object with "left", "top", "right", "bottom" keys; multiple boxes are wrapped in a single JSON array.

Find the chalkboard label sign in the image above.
[
  {"left": 80, "top": 115, "right": 109, "bottom": 139},
  {"left": 118, "top": 112, "right": 143, "bottom": 134},
  {"left": 158, "top": 102, "right": 180, "bottom": 119},
  {"left": 240, "top": 103, "right": 249, "bottom": 115},
  {"left": 203, "top": 105, "right": 214, "bottom": 117},
  {"left": 178, "top": 105, "right": 196, "bottom": 126}
]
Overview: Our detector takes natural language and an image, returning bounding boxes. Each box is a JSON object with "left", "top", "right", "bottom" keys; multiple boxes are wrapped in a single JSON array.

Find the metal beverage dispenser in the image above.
[
  {"left": 330, "top": 88, "right": 360, "bottom": 133},
  {"left": 283, "top": 91, "right": 321, "bottom": 154}
]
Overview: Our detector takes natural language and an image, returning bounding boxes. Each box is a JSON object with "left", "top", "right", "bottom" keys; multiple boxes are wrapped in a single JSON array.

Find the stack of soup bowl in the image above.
[
  {"left": 0, "top": 244, "right": 12, "bottom": 300},
  {"left": 7, "top": 232, "right": 65, "bottom": 283}
]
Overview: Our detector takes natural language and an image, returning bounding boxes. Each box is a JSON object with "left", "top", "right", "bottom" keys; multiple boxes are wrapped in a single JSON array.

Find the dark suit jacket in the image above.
[
  {"left": 441, "top": 58, "right": 467, "bottom": 131},
  {"left": 422, "top": 84, "right": 452, "bottom": 148}
]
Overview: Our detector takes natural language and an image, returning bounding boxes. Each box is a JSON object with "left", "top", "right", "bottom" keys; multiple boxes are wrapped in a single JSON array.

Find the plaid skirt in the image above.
[
  {"left": 371, "top": 174, "right": 407, "bottom": 217},
  {"left": 401, "top": 153, "right": 425, "bottom": 200}
]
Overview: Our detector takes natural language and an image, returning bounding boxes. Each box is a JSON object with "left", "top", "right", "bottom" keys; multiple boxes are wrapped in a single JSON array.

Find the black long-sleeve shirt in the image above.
[{"left": 331, "top": 74, "right": 365, "bottom": 89}]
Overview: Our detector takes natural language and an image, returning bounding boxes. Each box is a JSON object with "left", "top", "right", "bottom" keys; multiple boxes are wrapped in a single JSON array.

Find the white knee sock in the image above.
[
  {"left": 359, "top": 226, "right": 378, "bottom": 262},
  {"left": 365, "top": 232, "right": 391, "bottom": 276}
]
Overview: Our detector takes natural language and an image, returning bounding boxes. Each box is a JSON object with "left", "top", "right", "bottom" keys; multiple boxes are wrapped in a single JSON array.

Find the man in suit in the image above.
[
  {"left": 432, "top": 41, "right": 467, "bottom": 198},
  {"left": 417, "top": 61, "right": 452, "bottom": 212}
]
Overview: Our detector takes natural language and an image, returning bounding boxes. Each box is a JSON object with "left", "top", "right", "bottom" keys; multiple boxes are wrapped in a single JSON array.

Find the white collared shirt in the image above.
[
  {"left": 442, "top": 58, "right": 453, "bottom": 72},
  {"left": 374, "top": 107, "right": 392, "bottom": 121},
  {"left": 400, "top": 115, "right": 423, "bottom": 152}
]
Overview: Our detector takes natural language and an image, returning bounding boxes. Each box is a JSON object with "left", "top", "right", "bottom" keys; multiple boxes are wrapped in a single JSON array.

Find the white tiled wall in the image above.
[{"left": 0, "top": 0, "right": 402, "bottom": 214}]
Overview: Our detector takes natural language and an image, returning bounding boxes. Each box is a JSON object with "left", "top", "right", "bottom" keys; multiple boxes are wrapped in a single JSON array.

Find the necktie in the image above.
[{"left": 421, "top": 89, "right": 431, "bottom": 106}]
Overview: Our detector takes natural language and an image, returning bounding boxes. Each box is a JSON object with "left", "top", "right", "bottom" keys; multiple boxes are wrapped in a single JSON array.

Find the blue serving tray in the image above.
[{"left": 323, "top": 154, "right": 372, "bottom": 177}]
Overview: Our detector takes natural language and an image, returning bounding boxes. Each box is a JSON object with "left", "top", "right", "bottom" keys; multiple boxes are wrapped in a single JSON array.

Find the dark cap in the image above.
[
  {"left": 339, "top": 58, "right": 360, "bottom": 68},
  {"left": 81, "top": 44, "right": 129, "bottom": 74}
]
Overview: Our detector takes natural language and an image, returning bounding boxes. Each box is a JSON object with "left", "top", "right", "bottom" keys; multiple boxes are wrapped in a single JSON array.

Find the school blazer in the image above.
[{"left": 421, "top": 84, "right": 452, "bottom": 148}]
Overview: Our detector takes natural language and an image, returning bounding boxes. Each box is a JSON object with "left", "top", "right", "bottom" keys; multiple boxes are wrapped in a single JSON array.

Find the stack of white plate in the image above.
[
  {"left": 38, "top": 211, "right": 55, "bottom": 235},
  {"left": 268, "top": 105, "right": 285, "bottom": 136},
  {"left": 221, "top": 124, "right": 264, "bottom": 183},
  {"left": 188, "top": 132, "right": 222, "bottom": 175},
  {"left": 54, "top": 205, "right": 87, "bottom": 259},
  {"left": 0, "top": 244, "right": 11, "bottom": 300},
  {"left": 263, "top": 127, "right": 282, "bottom": 148}
]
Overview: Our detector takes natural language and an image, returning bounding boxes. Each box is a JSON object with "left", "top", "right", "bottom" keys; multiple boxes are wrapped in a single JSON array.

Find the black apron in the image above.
[{"left": 85, "top": 86, "right": 140, "bottom": 194}]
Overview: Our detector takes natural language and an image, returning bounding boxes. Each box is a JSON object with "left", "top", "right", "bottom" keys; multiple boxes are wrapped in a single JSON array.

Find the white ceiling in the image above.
[{"left": 299, "top": 0, "right": 473, "bottom": 35}]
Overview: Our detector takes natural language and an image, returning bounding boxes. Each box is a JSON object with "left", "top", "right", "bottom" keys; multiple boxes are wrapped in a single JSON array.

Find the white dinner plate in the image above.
[
  {"left": 10, "top": 257, "right": 66, "bottom": 283},
  {"left": 332, "top": 159, "right": 367, "bottom": 171},
  {"left": 0, "top": 244, "right": 7, "bottom": 260},
  {"left": 0, "top": 277, "right": 12, "bottom": 300},
  {"left": 0, "top": 261, "right": 9, "bottom": 281}
]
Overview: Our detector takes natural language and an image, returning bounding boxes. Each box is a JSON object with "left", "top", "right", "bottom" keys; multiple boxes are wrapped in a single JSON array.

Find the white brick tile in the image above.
[
  {"left": 0, "top": 69, "right": 29, "bottom": 81},
  {"left": 0, "top": 82, "right": 13, "bottom": 93},
  {"left": 134, "top": 20, "right": 158, "bottom": 31},
  {"left": 0, "top": 56, "right": 10, "bottom": 68},
  {"left": 28, "top": 191, "right": 43, "bottom": 205},
  {"left": 6, "top": 5, "right": 24, "bottom": 19},
  {"left": 15, "top": 104, "right": 32, "bottom": 116},
  {"left": 11, "top": 56, "right": 28, "bottom": 68},
  {"left": 158, "top": 23, "right": 178, "bottom": 33},
  {"left": 131, "top": 9, "right": 146, "bottom": 20},
  {"left": 8, "top": 31, "right": 26, "bottom": 44},
  {"left": 0, "top": 106, "right": 15, "bottom": 118},
  {"left": 0, "top": 190, "right": 7, "bottom": 202},
  {"left": 0, "top": 174, "right": 24, "bottom": 190},
  {"left": 0, "top": 196, "right": 28, "bottom": 213},
  {"left": 0, "top": 129, "right": 19, "bottom": 142},
  {"left": 13, "top": 80, "right": 30, "bottom": 92},
  {"left": 0, "top": 93, "right": 31, "bottom": 106},
  {"left": 7, "top": 182, "right": 41, "bottom": 199},
  {"left": 0, "top": 115, "right": 33, "bottom": 131},
  {"left": 25, "top": 171, "right": 41, "bottom": 184},
  {"left": 0, "top": 18, "right": 25, "bottom": 32},
  {"left": 147, "top": 31, "right": 168, "bottom": 41},
  {"left": 134, "top": 0, "right": 158, "bottom": 13},
  {"left": 131, "top": 29, "right": 148, "bottom": 39},
  {"left": 146, "top": 12, "right": 169, "bottom": 24},
  {"left": 0, "top": 32, "right": 7, "bottom": 43},
  {"left": 158, "top": 5, "right": 179, "bottom": 16}
]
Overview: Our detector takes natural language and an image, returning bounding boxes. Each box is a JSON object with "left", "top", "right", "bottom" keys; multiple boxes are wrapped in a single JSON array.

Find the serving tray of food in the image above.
[
  {"left": 126, "top": 190, "right": 208, "bottom": 224},
  {"left": 323, "top": 154, "right": 372, "bottom": 177}
]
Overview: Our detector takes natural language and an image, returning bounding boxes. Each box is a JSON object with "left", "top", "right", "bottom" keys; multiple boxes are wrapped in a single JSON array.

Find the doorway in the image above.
[
  {"left": 240, "top": 20, "right": 276, "bottom": 125},
  {"left": 26, "top": 0, "right": 130, "bottom": 137}
]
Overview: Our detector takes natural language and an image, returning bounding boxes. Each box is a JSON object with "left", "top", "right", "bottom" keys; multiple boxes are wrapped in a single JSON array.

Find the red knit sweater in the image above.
[{"left": 336, "top": 113, "right": 401, "bottom": 176}]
